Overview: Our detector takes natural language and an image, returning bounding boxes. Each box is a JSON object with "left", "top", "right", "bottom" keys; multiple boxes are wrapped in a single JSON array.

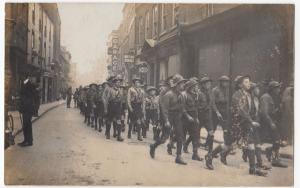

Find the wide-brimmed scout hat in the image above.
[
  {"left": 107, "top": 75, "right": 116, "bottom": 83},
  {"left": 190, "top": 77, "right": 199, "bottom": 82},
  {"left": 112, "top": 75, "right": 123, "bottom": 82},
  {"left": 184, "top": 79, "right": 199, "bottom": 90},
  {"left": 89, "top": 83, "right": 98, "bottom": 88},
  {"left": 171, "top": 74, "right": 187, "bottom": 87},
  {"left": 200, "top": 76, "right": 212, "bottom": 84},
  {"left": 132, "top": 75, "right": 142, "bottom": 83},
  {"left": 159, "top": 80, "right": 167, "bottom": 87},
  {"left": 218, "top": 75, "right": 230, "bottom": 82},
  {"left": 250, "top": 82, "right": 259, "bottom": 90},
  {"left": 146, "top": 86, "right": 158, "bottom": 93},
  {"left": 268, "top": 81, "right": 282, "bottom": 89}
]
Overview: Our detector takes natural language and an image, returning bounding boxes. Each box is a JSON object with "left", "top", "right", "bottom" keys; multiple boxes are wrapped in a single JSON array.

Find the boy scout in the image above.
[
  {"left": 212, "top": 76, "right": 230, "bottom": 140},
  {"left": 127, "top": 76, "right": 145, "bottom": 141},
  {"left": 181, "top": 79, "right": 203, "bottom": 161},
  {"left": 150, "top": 74, "right": 187, "bottom": 165},
  {"left": 197, "top": 76, "right": 215, "bottom": 169},
  {"left": 103, "top": 75, "right": 124, "bottom": 141},
  {"left": 145, "top": 86, "right": 159, "bottom": 140},
  {"left": 261, "top": 81, "right": 288, "bottom": 168}
]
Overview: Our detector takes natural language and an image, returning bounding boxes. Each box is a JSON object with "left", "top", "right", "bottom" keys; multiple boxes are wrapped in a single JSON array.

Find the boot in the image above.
[
  {"left": 137, "top": 134, "right": 143, "bottom": 141},
  {"left": 249, "top": 168, "right": 268, "bottom": 177},
  {"left": 171, "top": 141, "right": 176, "bottom": 149},
  {"left": 183, "top": 144, "right": 189, "bottom": 153},
  {"left": 117, "top": 125, "right": 124, "bottom": 142},
  {"left": 272, "top": 149, "right": 288, "bottom": 168},
  {"left": 137, "top": 123, "right": 143, "bottom": 141},
  {"left": 113, "top": 123, "right": 117, "bottom": 138},
  {"left": 206, "top": 134, "right": 214, "bottom": 153},
  {"left": 205, "top": 153, "right": 214, "bottom": 170},
  {"left": 220, "top": 146, "right": 231, "bottom": 165},
  {"left": 249, "top": 149, "right": 268, "bottom": 177},
  {"left": 105, "top": 123, "right": 110, "bottom": 139},
  {"left": 150, "top": 144, "right": 155, "bottom": 159},
  {"left": 94, "top": 121, "right": 97, "bottom": 130},
  {"left": 153, "top": 127, "right": 157, "bottom": 140},
  {"left": 272, "top": 158, "right": 288, "bottom": 168},
  {"left": 265, "top": 146, "right": 273, "bottom": 162},
  {"left": 242, "top": 148, "right": 248, "bottom": 162},
  {"left": 117, "top": 135, "right": 124, "bottom": 142},
  {"left": 87, "top": 117, "right": 90, "bottom": 126},
  {"left": 127, "top": 130, "right": 132, "bottom": 139},
  {"left": 167, "top": 144, "right": 172, "bottom": 155},
  {"left": 212, "top": 144, "right": 223, "bottom": 158},
  {"left": 175, "top": 155, "right": 187, "bottom": 165},
  {"left": 121, "top": 120, "right": 125, "bottom": 132},
  {"left": 156, "top": 128, "right": 161, "bottom": 141},
  {"left": 192, "top": 153, "right": 203, "bottom": 161},
  {"left": 256, "top": 147, "right": 272, "bottom": 170}
]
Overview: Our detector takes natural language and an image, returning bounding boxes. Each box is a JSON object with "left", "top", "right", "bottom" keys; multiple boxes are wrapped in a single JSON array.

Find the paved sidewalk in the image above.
[{"left": 8, "top": 100, "right": 66, "bottom": 137}]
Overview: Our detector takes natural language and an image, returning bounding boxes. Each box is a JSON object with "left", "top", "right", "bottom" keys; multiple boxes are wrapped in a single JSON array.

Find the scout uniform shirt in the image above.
[
  {"left": 160, "top": 89, "right": 184, "bottom": 123},
  {"left": 127, "top": 86, "right": 145, "bottom": 105},
  {"left": 145, "top": 95, "right": 160, "bottom": 111},
  {"left": 180, "top": 90, "right": 198, "bottom": 119},
  {"left": 212, "top": 86, "right": 229, "bottom": 117}
]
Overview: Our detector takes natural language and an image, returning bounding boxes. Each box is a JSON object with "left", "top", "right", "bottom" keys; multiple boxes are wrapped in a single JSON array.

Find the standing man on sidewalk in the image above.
[
  {"left": 66, "top": 87, "right": 72, "bottom": 108},
  {"left": 18, "top": 75, "right": 37, "bottom": 147}
]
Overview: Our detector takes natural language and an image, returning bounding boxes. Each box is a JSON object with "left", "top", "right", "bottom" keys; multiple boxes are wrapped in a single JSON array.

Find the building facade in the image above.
[
  {"left": 5, "top": 3, "right": 63, "bottom": 106},
  {"left": 108, "top": 4, "right": 294, "bottom": 88},
  {"left": 59, "top": 46, "right": 72, "bottom": 94}
]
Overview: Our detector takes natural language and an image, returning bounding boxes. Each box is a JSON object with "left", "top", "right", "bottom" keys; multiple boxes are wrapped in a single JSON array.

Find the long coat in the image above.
[{"left": 19, "top": 81, "right": 37, "bottom": 116}]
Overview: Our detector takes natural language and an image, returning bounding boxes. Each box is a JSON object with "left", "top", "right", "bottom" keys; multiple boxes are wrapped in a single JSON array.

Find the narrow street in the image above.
[{"left": 5, "top": 104, "right": 293, "bottom": 186}]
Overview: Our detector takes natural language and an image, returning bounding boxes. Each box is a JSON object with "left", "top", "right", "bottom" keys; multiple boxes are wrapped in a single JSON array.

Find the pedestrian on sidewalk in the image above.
[
  {"left": 66, "top": 87, "right": 72, "bottom": 108},
  {"left": 18, "top": 75, "right": 38, "bottom": 147}
]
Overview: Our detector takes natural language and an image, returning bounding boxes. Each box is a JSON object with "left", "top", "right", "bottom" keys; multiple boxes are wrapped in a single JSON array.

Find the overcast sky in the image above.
[{"left": 58, "top": 3, "right": 123, "bottom": 83}]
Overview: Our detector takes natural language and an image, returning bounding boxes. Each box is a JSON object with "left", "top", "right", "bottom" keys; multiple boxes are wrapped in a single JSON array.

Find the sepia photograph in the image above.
[{"left": 3, "top": 1, "right": 294, "bottom": 186}]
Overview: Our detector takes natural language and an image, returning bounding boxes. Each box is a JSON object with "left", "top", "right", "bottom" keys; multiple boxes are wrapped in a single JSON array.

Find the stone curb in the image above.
[{"left": 14, "top": 102, "right": 66, "bottom": 137}]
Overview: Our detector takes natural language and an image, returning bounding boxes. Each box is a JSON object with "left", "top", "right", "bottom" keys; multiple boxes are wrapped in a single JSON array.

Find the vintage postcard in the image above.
[{"left": 4, "top": 2, "right": 294, "bottom": 186}]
